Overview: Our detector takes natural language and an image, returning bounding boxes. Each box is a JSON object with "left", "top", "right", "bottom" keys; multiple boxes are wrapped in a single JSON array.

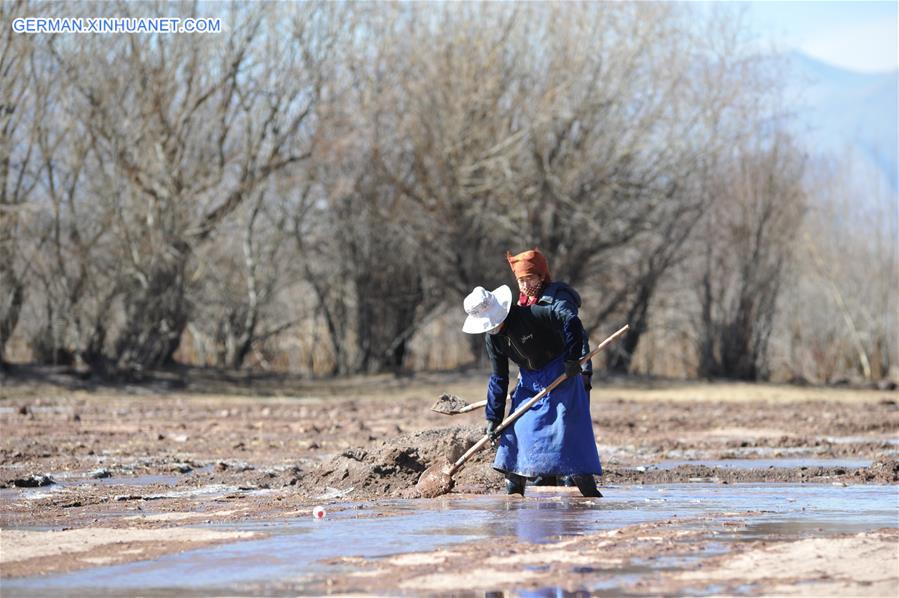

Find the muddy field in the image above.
[{"left": 1, "top": 369, "right": 897, "bottom": 595}]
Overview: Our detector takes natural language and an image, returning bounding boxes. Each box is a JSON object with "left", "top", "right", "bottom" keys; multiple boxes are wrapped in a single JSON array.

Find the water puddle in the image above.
[
  {"left": 661, "top": 447, "right": 821, "bottom": 460},
  {"left": 93, "top": 474, "right": 182, "bottom": 486},
  {"left": 137, "top": 484, "right": 248, "bottom": 501},
  {"left": 0, "top": 404, "right": 74, "bottom": 414},
  {"left": 50, "top": 473, "right": 183, "bottom": 487},
  {"left": 822, "top": 435, "right": 899, "bottom": 446},
  {"left": 0, "top": 474, "right": 184, "bottom": 504},
  {"left": 638, "top": 458, "right": 873, "bottom": 471},
  {"left": 4, "top": 484, "right": 896, "bottom": 597},
  {"left": 0, "top": 473, "right": 246, "bottom": 510},
  {"left": 0, "top": 485, "right": 68, "bottom": 502}
]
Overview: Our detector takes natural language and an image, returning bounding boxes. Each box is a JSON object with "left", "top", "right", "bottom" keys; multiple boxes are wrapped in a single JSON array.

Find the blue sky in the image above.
[{"left": 739, "top": 1, "right": 898, "bottom": 73}]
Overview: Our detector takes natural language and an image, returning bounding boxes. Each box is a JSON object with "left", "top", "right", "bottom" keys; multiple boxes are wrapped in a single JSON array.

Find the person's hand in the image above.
[
  {"left": 564, "top": 360, "right": 581, "bottom": 379},
  {"left": 484, "top": 419, "right": 499, "bottom": 446},
  {"left": 582, "top": 373, "right": 592, "bottom": 391}
]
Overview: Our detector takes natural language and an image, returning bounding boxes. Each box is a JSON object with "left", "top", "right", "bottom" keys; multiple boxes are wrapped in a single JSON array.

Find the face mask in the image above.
[{"left": 520, "top": 279, "right": 542, "bottom": 297}]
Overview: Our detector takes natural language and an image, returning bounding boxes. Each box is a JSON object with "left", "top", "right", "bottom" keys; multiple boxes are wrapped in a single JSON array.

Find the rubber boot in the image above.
[
  {"left": 533, "top": 475, "right": 559, "bottom": 486},
  {"left": 571, "top": 475, "right": 602, "bottom": 498},
  {"left": 505, "top": 473, "right": 526, "bottom": 496}
]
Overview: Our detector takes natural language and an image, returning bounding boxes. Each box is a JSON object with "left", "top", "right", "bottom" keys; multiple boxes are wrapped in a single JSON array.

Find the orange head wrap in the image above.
[{"left": 506, "top": 248, "right": 552, "bottom": 283}]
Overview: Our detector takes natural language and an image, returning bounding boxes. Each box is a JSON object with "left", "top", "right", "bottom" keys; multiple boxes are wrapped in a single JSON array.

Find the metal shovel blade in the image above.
[
  {"left": 416, "top": 458, "right": 454, "bottom": 498},
  {"left": 430, "top": 393, "right": 471, "bottom": 415},
  {"left": 430, "top": 394, "right": 487, "bottom": 415}
]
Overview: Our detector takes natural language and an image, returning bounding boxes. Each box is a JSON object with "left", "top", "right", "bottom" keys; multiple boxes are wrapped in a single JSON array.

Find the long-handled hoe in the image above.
[{"left": 416, "top": 324, "right": 630, "bottom": 498}]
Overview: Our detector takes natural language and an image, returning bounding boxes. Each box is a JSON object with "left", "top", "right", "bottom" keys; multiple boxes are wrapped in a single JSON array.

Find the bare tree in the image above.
[
  {"left": 693, "top": 133, "right": 806, "bottom": 380},
  {"left": 0, "top": 1, "right": 46, "bottom": 368},
  {"left": 358, "top": 3, "right": 785, "bottom": 373},
  {"left": 12, "top": 0, "right": 874, "bottom": 385},
  {"left": 187, "top": 185, "right": 299, "bottom": 370},
  {"left": 780, "top": 151, "right": 897, "bottom": 383},
  {"left": 32, "top": 2, "right": 334, "bottom": 376}
]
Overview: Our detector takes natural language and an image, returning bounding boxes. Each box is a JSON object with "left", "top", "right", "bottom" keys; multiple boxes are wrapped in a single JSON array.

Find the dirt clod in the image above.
[
  {"left": 431, "top": 393, "right": 470, "bottom": 414},
  {"left": 9, "top": 474, "right": 55, "bottom": 488}
]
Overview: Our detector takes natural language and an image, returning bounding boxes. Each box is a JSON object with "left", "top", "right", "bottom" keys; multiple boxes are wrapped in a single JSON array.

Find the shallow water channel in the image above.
[{"left": 5, "top": 483, "right": 897, "bottom": 597}]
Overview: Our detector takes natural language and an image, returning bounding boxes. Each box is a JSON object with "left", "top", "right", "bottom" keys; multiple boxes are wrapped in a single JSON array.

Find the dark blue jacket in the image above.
[
  {"left": 484, "top": 302, "right": 587, "bottom": 423},
  {"left": 538, "top": 282, "right": 592, "bottom": 377}
]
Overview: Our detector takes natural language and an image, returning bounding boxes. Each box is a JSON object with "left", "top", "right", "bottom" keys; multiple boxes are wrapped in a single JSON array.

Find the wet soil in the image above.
[{"left": 1, "top": 371, "right": 897, "bottom": 592}]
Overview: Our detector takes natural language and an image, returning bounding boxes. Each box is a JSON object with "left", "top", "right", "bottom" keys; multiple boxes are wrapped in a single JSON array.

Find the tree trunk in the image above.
[
  {"left": 0, "top": 280, "right": 24, "bottom": 367},
  {"left": 114, "top": 262, "right": 190, "bottom": 376}
]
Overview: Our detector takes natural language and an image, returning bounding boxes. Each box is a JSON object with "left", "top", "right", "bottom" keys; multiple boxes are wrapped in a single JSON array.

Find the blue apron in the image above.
[{"left": 493, "top": 354, "right": 602, "bottom": 478}]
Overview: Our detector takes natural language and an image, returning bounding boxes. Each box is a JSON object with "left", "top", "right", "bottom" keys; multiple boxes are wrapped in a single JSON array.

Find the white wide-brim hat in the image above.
[{"left": 462, "top": 285, "right": 513, "bottom": 334}]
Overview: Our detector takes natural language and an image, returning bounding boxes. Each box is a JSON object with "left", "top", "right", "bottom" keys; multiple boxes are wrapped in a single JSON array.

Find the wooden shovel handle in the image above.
[
  {"left": 447, "top": 324, "right": 629, "bottom": 476},
  {"left": 457, "top": 399, "right": 488, "bottom": 413}
]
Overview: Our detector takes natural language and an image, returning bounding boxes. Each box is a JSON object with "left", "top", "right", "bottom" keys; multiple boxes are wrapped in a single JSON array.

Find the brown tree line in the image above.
[{"left": 1, "top": 1, "right": 892, "bottom": 383}]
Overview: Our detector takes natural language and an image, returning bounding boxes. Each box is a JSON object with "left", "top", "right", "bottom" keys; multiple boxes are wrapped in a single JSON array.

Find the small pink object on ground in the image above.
[{"left": 312, "top": 506, "right": 326, "bottom": 519}]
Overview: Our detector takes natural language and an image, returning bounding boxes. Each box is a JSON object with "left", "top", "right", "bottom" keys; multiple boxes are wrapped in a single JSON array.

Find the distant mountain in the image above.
[{"left": 786, "top": 51, "right": 898, "bottom": 193}]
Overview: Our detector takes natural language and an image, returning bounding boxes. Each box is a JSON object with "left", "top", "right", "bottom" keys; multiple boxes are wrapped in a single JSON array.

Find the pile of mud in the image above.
[{"left": 297, "top": 424, "right": 504, "bottom": 499}]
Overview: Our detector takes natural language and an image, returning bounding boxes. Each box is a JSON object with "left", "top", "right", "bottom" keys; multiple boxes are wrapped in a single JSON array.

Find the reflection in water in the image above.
[
  {"left": 508, "top": 496, "right": 599, "bottom": 544},
  {"left": 737, "top": 520, "right": 850, "bottom": 541}
]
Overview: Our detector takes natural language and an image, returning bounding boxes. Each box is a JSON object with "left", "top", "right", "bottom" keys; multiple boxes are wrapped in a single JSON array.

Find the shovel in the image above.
[
  {"left": 416, "top": 324, "right": 630, "bottom": 498},
  {"left": 430, "top": 395, "right": 487, "bottom": 415}
]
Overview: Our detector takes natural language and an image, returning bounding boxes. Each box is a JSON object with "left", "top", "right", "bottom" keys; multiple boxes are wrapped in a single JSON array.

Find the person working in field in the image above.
[
  {"left": 506, "top": 248, "right": 594, "bottom": 487},
  {"left": 461, "top": 284, "right": 603, "bottom": 497},
  {"left": 506, "top": 248, "right": 593, "bottom": 396}
]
